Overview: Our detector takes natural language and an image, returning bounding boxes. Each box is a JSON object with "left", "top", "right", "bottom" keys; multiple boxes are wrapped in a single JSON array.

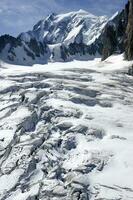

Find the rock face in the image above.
[
  {"left": 0, "top": 34, "right": 50, "bottom": 65},
  {"left": 102, "top": 23, "right": 117, "bottom": 60},
  {"left": 125, "top": 0, "right": 133, "bottom": 60},
  {"left": 0, "top": 35, "right": 21, "bottom": 53},
  {"left": 102, "top": 2, "right": 129, "bottom": 60}
]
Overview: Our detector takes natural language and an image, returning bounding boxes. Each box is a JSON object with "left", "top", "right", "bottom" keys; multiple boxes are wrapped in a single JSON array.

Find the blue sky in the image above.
[{"left": 0, "top": 0, "right": 127, "bottom": 36}]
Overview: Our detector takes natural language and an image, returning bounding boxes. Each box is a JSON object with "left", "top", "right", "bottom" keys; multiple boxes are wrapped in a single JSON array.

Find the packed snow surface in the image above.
[{"left": 0, "top": 54, "right": 133, "bottom": 200}]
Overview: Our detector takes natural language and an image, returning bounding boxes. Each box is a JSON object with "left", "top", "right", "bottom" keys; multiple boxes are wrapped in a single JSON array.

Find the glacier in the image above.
[{"left": 0, "top": 54, "right": 133, "bottom": 199}]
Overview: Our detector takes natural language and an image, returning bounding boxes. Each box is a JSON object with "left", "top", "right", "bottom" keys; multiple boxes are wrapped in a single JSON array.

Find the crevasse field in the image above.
[{"left": 0, "top": 54, "right": 133, "bottom": 200}]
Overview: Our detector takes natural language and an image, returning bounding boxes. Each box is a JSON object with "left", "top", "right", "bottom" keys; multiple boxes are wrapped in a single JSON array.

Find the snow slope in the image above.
[{"left": 0, "top": 54, "right": 133, "bottom": 199}]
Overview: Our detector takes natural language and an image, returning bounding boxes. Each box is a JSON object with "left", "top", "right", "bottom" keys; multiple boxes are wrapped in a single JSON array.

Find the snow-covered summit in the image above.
[
  {"left": 0, "top": 10, "right": 108, "bottom": 65},
  {"left": 16, "top": 10, "right": 108, "bottom": 63},
  {"left": 19, "top": 10, "right": 107, "bottom": 45}
]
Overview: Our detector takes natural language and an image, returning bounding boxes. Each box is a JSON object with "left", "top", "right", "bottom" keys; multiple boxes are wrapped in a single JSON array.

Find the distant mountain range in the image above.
[{"left": 0, "top": 1, "right": 132, "bottom": 65}]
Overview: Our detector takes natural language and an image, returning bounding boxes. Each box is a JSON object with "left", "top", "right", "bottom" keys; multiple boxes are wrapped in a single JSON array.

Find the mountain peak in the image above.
[
  {"left": 1, "top": 9, "right": 109, "bottom": 65},
  {"left": 19, "top": 9, "right": 107, "bottom": 44},
  {"left": 76, "top": 9, "right": 96, "bottom": 17},
  {"left": 78, "top": 9, "right": 88, "bottom": 13}
]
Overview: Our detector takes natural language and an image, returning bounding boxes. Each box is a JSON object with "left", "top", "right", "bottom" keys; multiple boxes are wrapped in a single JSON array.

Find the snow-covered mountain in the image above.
[
  {"left": 0, "top": 10, "right": 107, "bottom": 65},
  {"left": 0, "top": 35, "right": 50, "bottom": 66},
  {"left": 1, "top": 2, "right": 133, "bottom": 199},
  {"left": 0, "top": 4, "right": 132, "bottom": 65},
  {"left": 19, "top": 10, "right": 107, "bottom": 46}
]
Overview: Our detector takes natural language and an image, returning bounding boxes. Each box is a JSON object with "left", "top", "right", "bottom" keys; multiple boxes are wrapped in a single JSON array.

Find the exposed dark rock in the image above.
[
  {"left": 102, "top": 2, "right": 129, "bottom": 60},
  {"left": 0, "top": 34, "right": 21, "bottom": 53},
  {"left": 102, "top": 25, "right": 117, "bottom": 60},
  {"left": 24, "top": 46, "right": 35, "bottom": 60},
  {"left": 0, "top": 34, "right": 49, "bottom": 65},
  {"left": 20, "top": 111, "right": 38, "bottom": 132},
  {"left": 125, "top": 0, "right": 133, "bottom": 60},
  {"left": 60, "top": 44, "right": 69, "bottom": 61},
  {"left": 27, "top": 38, "right": 48, "bottom": 57},
  {"left": 128, "top": 64, "right": 133, "bottom": 75},
  {"left": 61, "top": 135, "right": 77, "bottom": 151},
  {"left": 68, "top": 41, "right": 102, "bottom": 59}
]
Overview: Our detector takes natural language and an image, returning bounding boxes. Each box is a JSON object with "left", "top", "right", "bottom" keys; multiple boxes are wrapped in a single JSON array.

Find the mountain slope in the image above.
[
  {"left": 19, "top": 10, "right": 107, "bottom": 62},
  {"left": 0, "top": 10, "right": 107, "bottom": 65},
  {"left": 0, "top": 35, "right": 50, "bottom": 65},
  {"left": 19, "top": 10, "right": 107, "bottom": 46}
]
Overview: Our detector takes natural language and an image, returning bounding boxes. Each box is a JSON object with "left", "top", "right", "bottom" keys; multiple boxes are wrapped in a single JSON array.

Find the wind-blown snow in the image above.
[{"left": 0, "top": 54, "right": 133, "bottom": 199}]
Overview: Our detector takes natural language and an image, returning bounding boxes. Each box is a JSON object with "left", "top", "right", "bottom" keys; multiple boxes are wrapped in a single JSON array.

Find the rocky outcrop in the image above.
[
  {"left": 102, "top": 2, "right": 129, "bottom": 60},
  {"left": 125, "top": 0, "right": 133, "bottom": 60},
  {"left": 101, "top": 24, "right": 117, "bottom": 60},
  {"left": 0, "top": 34, "right": 49, "bottom": 65},
  {"left": 0, "top": 35, "right": 21, "bottom": 53}
]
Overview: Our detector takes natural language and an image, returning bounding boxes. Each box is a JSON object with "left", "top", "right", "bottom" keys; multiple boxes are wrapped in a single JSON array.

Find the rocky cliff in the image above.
[
  {"left": 102, "top": 2, "right": 129, "bottom": 60},
  {"left": 125, "top": 0, "right": 133, "bottom": 60}
]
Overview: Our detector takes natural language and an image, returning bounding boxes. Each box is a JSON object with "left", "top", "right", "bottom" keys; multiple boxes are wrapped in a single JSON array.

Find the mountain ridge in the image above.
[
  {"left": 0, "top": 2, "right": 133, "bottom": 65},
  {"left": 0, "top": 10, "right": 108, "bottom": 65}
]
